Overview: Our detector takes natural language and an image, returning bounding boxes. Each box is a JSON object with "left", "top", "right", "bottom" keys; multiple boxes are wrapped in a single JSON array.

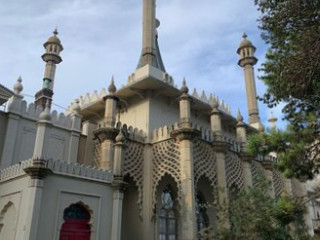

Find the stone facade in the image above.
[{"left": 0, "top": 1, "right": 315, "bottom": 239}]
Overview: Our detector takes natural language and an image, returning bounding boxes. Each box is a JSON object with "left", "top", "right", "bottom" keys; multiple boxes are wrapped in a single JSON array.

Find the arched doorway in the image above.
[{"left": 59, "top": 203, "right": 91, "bottom": 240}]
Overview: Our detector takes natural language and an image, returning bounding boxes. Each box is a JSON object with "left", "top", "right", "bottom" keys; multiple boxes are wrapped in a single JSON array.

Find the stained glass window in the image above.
[{"left": 158, "top": 188, "right": 177, "bottom": 240}]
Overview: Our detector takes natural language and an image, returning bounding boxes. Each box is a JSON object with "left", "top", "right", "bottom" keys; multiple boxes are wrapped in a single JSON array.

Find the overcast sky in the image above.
[{"left": 0, "top": 0, "right": 286, "bottom": 128}]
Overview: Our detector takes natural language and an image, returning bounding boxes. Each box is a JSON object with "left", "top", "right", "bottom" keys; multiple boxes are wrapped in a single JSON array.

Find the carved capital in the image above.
[
  {"left": 23, "top": 158, "right": 52, "bottom": 179},
  {"left": 103, "top": 95, "right": 119, "bottom": 101},
  {"left": 93, "top": 127, "right": 119, "bottom": 142},
  {"left": 112, "top": 176, "right": 128, "bottom": 191},
  {"left": 170, "top": 128, "right": 200, "bottom": 142}
]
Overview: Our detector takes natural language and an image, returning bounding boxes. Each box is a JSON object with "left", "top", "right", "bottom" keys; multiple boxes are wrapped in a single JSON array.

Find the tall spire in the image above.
[{"left": 137, "top": 0, "right": 165, "bottom": 72}]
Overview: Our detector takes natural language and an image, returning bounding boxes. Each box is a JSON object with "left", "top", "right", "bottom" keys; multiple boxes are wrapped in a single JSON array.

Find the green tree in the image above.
[
  {"left": 254, "top": 0, "right": 320, "bottom": 176},
  {"left": 199, "top": 176, "right": 315, "bottom": 240},
  {"left": 246, "top": 127, "right": 317, "bottom": 179}
]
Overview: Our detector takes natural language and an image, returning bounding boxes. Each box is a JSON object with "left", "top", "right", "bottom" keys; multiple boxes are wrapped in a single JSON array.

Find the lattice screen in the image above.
[
  {"left": 193, "top": 139, "right": 217, "bottom": 190},
  {"left": 152, "top": 139, "right": 181, "bottom": 209},
  {"left": 124, "top": 140, "right": 144, "bottom": 216},
  {"left": 93, "top": 139, "right": 101, "bottom": 167},
  {"left": 225, "top": 152, "right": 244, "bottom": 189},
  {"left": 251, "top": 161, "right": 265, "bottom": 188},
  {"left": 273, "top": 170, "right": 285, "bottom": 197}
]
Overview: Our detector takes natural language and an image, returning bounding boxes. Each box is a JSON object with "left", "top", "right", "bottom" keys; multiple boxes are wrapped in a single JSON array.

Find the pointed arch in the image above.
[
  {"left": 59, "top": 202, "right": 91, "bottom": 240},
  {"left": 196, "top": 175, "right": 217, "bottom": 236},
  {"left": 0, "top": 201, "right": 17, "bottom": 240},
  {"left": 155, "top": 174, "right": 179, "bottom": 240}
]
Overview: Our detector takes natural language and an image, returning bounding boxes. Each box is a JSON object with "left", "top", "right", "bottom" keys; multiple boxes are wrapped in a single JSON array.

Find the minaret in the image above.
[
  {"left": 237, "top": 33, "right": 262, "bottom": 129},
  {"left": 268, "top": 111, "right": 278, "bottom": 130},
  {"left": 35, "top": 29, "right": 63, "bottom": 109}
]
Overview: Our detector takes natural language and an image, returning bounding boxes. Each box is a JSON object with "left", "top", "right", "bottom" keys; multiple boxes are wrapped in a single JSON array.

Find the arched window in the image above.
[
  {"left": 196, "top": 192, "right": 209, "bottom": 239},
  {"left": 0, "top": 202, "right": 17, "bottom": 240},
  {"left": 159, "top": 188, "right": 177, "bottom": 240},
  {"left": 59, "top": 203, "right": 91, "bottom": 240}
]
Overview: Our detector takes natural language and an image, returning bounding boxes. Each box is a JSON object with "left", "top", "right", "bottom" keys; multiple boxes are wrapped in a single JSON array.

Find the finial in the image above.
[
  {"left": 13, "top": 76, "right": 23, "bottom": 94},
  {"left": 212, "top": 96, "right": 219, "bottom": 109},
  {"left": 53, "top": 27, "right": 58, "bottom": 36},
  {"left": 108, "top": 76, "right": 117, "bottom": 94},
  {"left": 180, "top": 77, "right": 189, "bottom": 94},
  {"left": 237, "top": 107, "right": 244, "bottom": 122},
  {"left": 39, "top": 99, "right": 51, "bottom": 121},
  {"left": 116, "top": 129, "right": 125, "bottom": 143},
  {"left": 71, "top": 99, "right": 81, "bottom": 115},
  {"left": 242, "top": 32, "right": 247, "bottom": 39}
]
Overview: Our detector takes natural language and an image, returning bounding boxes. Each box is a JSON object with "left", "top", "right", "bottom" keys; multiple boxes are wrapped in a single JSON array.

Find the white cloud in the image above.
[{"left": 0, "top": 0, "right": 284, "bottom": 127}]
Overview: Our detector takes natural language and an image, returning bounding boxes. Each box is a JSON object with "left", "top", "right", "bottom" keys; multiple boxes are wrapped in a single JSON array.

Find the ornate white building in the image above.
[{"left": 0, "top": 1, "right": 314, "bottom": 239}]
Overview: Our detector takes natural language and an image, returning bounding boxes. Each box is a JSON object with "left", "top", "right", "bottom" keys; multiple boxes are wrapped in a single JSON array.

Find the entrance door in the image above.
[{"left": 59, "top": 204, "right": 91, "bottom": 240}]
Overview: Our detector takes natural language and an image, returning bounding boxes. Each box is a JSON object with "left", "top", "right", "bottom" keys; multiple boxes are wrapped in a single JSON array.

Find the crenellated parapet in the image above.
[
  {"left": 7, "top": 98, "right": 77, "bottom": 130},
  {"left": 0, "top": 158, "right": 113, "bottom": 183},
  {"left": 191, "top": 89, "right": 232, "bottom": 115},
  {"left": 150, "top": 122, "right": 241, "bottom": 152},
  {"left": 66, "top": 88, "right": 107, "bottom": 112}
]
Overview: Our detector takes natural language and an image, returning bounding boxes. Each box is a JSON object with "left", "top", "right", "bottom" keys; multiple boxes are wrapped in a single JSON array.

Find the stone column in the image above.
[
  {"left": 93, "top": 79, "right": 119, "bottom": 170},
  {"left": 210, "top": 99, "right": 230, "bottom": 229},
  {"left": 236, "top": 109, "right": 253, "bottom": 188},
  {"left": 261, "top": 159, "right": 275, "bottom": 197},
  {"left": 171, "top": 129, "right": 199, "bottom": 240},
  {"left": 67, "top": 100, "right": 81, "bottom": 163},
  {"left": 81, "top": 120, "right": 97, "bottom": 165},
  {"left": 33, "top": 101, "right": 52, "bottom": 159},
  {"left": 170, "top": 80, "right": 198, "bottom": 240},
  {"left": 142, "top": 142, "right": 154, "bottom": 240},
  {"left": 111, "top": 130, "right": 127, "bottom": 240},
  {"left": 23, "top": 159, "right": 52, "bottom": 240}
]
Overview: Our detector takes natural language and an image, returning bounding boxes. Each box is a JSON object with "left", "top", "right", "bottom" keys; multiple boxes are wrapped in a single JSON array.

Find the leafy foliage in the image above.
[
  {"left": 254, "top": 0, "right": 320, "bottom": 175},
  {"left": 198, "top": 176, "right": 315, "bottom": 240},
  {"left": 246, "top": 127, "right": 319, "bottom": 179}
]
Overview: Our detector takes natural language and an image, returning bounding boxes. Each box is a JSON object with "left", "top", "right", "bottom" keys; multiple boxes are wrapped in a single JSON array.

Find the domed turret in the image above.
[
  {"left": 43, "top": 28, "right": 64, "bottom": 57},
  {"left": 237, "top": 33, "right": 257, "bottom": 67}
]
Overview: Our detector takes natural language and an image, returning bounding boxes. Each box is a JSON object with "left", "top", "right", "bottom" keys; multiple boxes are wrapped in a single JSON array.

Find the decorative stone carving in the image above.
[
  {"left": 193, "top": 139, "right": 217, "bottom": 189},
  {"left": 170, "top": 128, "right": 200, "bottom": 142},
  {"left": 273, "top": 170, "right": 285, "bottom": 197},
  {"left": 123, "top": 140, "right": 144, "bottom": 216},
  {"left": 23, "top": 158, "right": 52, "bottom": 179},
  {"left": 152, "top": 139, "right": 181, "bottom": 211},
  {"left": 225, "top": 152, "right": 244, "bottom": 189},
  {"left": 93, "top": 127, "right": 119, "bottom": 142}
]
